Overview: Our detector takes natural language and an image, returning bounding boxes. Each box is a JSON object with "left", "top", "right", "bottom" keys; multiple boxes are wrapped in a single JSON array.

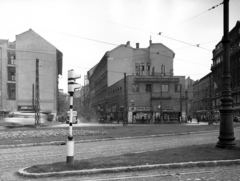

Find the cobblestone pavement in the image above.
[
  {"left": 0, "top": 128, "right": 108, "bottom": 140},
  {"left": 0, "top": 128, "right": 239, "bottom": 181}
]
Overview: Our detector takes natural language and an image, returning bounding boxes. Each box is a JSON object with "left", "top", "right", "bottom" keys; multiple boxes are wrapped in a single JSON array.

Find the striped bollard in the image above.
[{"left": 67, "top": 69, "right": 81, "bottom": 164}]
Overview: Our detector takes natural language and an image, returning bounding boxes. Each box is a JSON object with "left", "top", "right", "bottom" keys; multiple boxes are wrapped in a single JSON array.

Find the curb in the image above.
[
  {"left": 0, "top": 130, "right": 218, "bottom": 149},
  {"left": 18, "top": 159, "right": 240, "bottom": 178}
]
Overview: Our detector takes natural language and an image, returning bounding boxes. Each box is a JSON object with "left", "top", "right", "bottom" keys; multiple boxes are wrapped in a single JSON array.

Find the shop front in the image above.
[
  {"left": 128, "top": 106, "right": 152, "bottom": 123},
  {"left": 154, "top": 106, "right": 180, "bottom": 123}
]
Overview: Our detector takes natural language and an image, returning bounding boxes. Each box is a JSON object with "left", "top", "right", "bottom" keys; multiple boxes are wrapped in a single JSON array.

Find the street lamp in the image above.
[
  {"left": 130, "top": 100, "right": 135, "bottom": 123},
  {"left": 160, "top": 64, "right": 165, "bottom": 123},
  {"left": 179, "top": 84, "right": 182, "bottom": 122},
  {"left": 217, "top": 0, "right": 236, "bottom": 148}
]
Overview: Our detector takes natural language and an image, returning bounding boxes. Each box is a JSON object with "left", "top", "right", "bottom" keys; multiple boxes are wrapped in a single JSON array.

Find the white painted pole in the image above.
[{"left": 67, "top": 69, "right": 81, "bottom": 165}]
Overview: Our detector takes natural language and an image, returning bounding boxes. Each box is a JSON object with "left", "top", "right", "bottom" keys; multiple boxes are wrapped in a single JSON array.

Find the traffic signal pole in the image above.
[
  {"left": 35, "top": 58, "right": 40, "bottom": 128},
  {"left": 67, "top": 69, "right": 81, "bottom": 164}
]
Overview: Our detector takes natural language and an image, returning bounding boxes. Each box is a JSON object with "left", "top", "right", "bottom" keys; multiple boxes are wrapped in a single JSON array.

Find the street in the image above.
[{"left": 0, "top": 128, "right": 240, "bottom": 181}]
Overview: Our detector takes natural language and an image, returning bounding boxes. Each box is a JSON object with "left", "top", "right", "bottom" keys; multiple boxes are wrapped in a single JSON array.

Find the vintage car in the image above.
[{"left": 4, "top": 112, "right": 47, "bottom": 128}]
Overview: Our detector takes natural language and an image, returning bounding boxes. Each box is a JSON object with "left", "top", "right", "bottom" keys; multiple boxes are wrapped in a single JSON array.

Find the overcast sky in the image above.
[{"left": 1, "top": 0, "right": 240, "bottom": 92}]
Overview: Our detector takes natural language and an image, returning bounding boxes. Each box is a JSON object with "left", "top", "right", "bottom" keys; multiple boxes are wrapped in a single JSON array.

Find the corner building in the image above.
[{"left": 89, "top": 40, "right": 185, "bottom": 122}]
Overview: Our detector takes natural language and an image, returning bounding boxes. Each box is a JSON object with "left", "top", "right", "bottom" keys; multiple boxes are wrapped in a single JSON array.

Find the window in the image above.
[
  {"left": 7, "top": 50, "right": 16, "bottom": 65},
  {"left": 162, "top": 84, "right": 169, "bottom": 92},
  {"left": 8, "top": 83, "right": 16, "bottom": 100},
  {"left": 132, "top": 84, "right": 139, "bottom": 92},
  {"left": 146, "top": 63, "right": 150, "bottom": 71},
  {"left": 141, "top": 64, "right": 145, "bottom": 71},
  {"left": 175, "top": 84, "right": 181, "bottom": 92},
  {"left": 135, "top": 63, "right": 140, "bottom": 75},
  {"left": 146, "top": 84, "right": 152, "bottom": 92},
  {"left": 8, "top": 67, "right": 16, "bottom": 81}
]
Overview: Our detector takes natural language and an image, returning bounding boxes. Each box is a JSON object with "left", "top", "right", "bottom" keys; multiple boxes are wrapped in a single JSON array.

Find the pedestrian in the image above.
[{"left": 141, "top": 116, "right": 144, "bottom": 124}]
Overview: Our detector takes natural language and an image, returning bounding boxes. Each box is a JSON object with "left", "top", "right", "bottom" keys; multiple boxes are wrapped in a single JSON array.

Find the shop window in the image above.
[
  {"left": 162, "top": 84, "right": 169, "bottom": 92},
  {"left": 146, "top": 84, "right": 152, "bottom": 92},
  {"left": 132, "top": 84, "right": 139, "bottom": 92},
  {"left": 8, "top": 67, "right": 16, "bottom": 81},
  {"left": 8, "top": 83, "right": 16, "bottom": 100}
]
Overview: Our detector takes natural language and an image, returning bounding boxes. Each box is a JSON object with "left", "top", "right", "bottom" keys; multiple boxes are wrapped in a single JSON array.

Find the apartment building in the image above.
[
  {"left": 0, "top": 29, "right": 62, "bottom": 117},
  {"left": 88, "top": 40, "right": 187, "bottom": 122},
  {"left": 211, "top": 21, "right": 240, "bottom": 116},
  {"left": 192, "top": 73, "right": 212, "bottom": 118}
]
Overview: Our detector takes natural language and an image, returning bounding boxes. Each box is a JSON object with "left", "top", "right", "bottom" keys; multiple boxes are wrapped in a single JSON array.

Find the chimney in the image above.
[
  {"left": 136, "top": 43, "right": 139, "bottom": 49},
  {"left": 126, "top": 41, "right": 130, "bottom": 47},
  {"left": 149, "top": 40, "right": 152, "bottom": 45}
]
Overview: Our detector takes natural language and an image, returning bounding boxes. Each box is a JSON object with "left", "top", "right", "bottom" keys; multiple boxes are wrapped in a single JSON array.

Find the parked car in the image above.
[
  {"left": 233, "top": 116, "right": 240, "bottom": 122},
  {"left": 4, "top": 112, "right": 47, "bottom": 128}
]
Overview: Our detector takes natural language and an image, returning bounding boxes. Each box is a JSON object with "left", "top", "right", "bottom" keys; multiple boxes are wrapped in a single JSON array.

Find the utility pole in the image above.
[
  {"left": 83, "top": 75, "right": 86, "bottom": 113},
  {"left": 32, "top": 84, "right": 34, "bottom": 110},
  {"left": 217, "top": 0, "right": 236, "bottom": 148},
  {"left": 124, "top": 73, "right": 128, "bottom": 126},
  {"left": 180, "top": 84, "right": 182, "bottom": 122},
  {"left": 35, "top": 58, "right": 40, "bottom": 128},
  {"left": 160, "top": 65, "right": 165, "bottom": 123}
]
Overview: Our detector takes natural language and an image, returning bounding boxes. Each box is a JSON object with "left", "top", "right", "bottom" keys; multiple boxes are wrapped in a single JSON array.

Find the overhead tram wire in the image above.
[
  {"left": 160, "top": 1, "right": 224, "bottom": 34},
  {"left": 26, "top": 0, "right": 222, "bottom": 51},
  {"left": 2, "top": 41, "right": 211, "bottom": 69},
  {"left": 0, "top": 3, "right": 218, "bottom": 53},
  {"left": 24, "top": 0, "right": 221, "bottom": 51}
]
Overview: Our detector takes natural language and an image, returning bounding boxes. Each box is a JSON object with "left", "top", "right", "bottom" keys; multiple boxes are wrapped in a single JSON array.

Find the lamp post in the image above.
[
  {"left": 216, "top": 0, "right": 236, "bottom": 148},
  {"left": 130, "top": 100, "right": 134, "bottom": 123},
  {"left": 180, "top": 84, "right": 182, "bottom": 122},
  {"left": 160, "top": 64, "right": 165, "bottom": 123}
]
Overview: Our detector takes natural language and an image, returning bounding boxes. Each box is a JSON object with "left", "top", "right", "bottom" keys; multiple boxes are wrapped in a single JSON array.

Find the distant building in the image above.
[
  {"left": 0, "top": 29, "right": 62, "bottom": 117},
  {"left": 185, "top": 77, "right": 195, "bottom": 118},
  {"left": 192, "top": 73, "right": 212, "bottom": 119},
  {"left": 211, "top": 21, "right": 240, "bottom": 116}
]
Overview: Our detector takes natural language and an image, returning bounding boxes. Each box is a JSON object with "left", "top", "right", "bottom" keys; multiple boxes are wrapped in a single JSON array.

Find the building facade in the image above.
[
  {"left": 211, "top": 21, "right": 240, "bottom": 116},
  {"left": 106, "top": 75, "right": 185, "bottom": 122},
  {"left": 192, "top": 73, "right": 213, "bottom": 119},
  {"left": 0, "top": 29, "right": 62, "bottom": 117},
  {"left": 88, "top": 40, "right": 187, "bottom": 122},
  {"left": 185, "top": 77, "right": 195, "bottom": 118}
]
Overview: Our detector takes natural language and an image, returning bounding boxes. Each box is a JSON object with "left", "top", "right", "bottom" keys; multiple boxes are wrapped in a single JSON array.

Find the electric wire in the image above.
[
  {"left": 160, "top": 1, "right": 224, "bottom": 33},
  {"left": 0, "top": 1, "right": 218, "bottom": 53},
  {"left": 24, "top": 0, "right": 222, "bottom": 50}
]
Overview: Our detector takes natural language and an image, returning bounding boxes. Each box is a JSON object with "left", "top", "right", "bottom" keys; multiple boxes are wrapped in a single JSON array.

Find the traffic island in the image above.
[{"left": 18, "top": 141, "right": 240, "bottom": 178}]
